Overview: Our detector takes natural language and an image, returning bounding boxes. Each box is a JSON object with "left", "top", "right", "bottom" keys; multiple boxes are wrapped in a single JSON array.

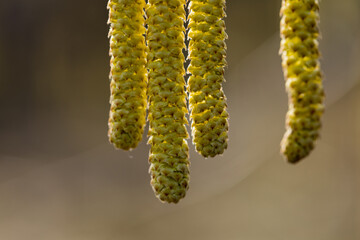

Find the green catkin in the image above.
[
  {"left": 146, "top": 0, "right": 190, "bottom": 203},
  {"left": 188, "top": 0, "right": 229, "bottom": 158},
  {"left": 107, "top": 0, "right": 148, "bottom": 150},
  {"left": 280, "top": 0, "right": 324, "bottom": 163}
]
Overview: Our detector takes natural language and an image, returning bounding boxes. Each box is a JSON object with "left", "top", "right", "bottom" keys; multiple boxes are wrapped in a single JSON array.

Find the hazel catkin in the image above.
[
  {"left": 188, "top": 0, "right": 229, "bottom": 158},
  {"left": 146, "top": 0, "right": 190, "bottom": 203},
  {"left": 280, "top": 0, "right": 324, "bottom": 163},
  {"left": 107, "top": 0, "right": 148, "bottom": 150}
]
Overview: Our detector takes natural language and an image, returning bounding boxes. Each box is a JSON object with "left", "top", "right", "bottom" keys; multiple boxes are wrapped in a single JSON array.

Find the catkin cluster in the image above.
[
  {"left": 280, "top": 0, "right": 324, "bottom": 163},
  {"left": 107, "top": 0, "right": 230, "bottom": 203},
  {"left": 146, "top": 0, "right": 190, "bottom": 203},
  {"left": 107, "top": 0, "right": 148, "bottom": 150},
  {"left": 188, "top": 0, "right": 229, "bottom": 158}
]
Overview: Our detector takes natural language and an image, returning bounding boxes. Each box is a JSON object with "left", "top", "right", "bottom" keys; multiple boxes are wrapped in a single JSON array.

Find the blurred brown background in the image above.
[{"left": 0, "top": 0, "right": 359, "bottom": 239}]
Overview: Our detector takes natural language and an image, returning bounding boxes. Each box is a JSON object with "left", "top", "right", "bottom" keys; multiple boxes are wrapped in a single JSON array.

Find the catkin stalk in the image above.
[
  {"left": 107, "top": 0, "right": 147, "bottom": 150},
  {"left": 146, "top": 0, "right": 190, "bottom": 203},
  {"left": 280, "top": 0, "right": 324, "bottom": 163},
  {"left": 188, "top": 0, "right": 229, "bottom": 158}
]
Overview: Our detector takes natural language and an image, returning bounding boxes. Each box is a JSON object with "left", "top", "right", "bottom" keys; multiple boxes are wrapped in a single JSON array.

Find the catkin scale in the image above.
[
  {"left": 280, "top": 0, "right": 324, "bottom": 163},
  {"left": 146, "top": 0, "right": 190, "bottom": 203},
  {"left": 107, "top": 0, "right": 148, "bottom": 150},
  {"left": 188, "top": 0, "right": 229, "bottom": 158}
]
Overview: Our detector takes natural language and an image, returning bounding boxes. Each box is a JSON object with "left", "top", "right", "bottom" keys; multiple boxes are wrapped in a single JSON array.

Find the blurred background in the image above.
[{"left": 0, "top": 0, "right": 359, "bottom": 239}]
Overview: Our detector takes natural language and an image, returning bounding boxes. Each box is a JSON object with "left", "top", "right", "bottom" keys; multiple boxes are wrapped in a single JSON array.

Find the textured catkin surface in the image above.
[
  {"left": 107, "top": 0, "right": 147, "bottom": 150},
  {"left": 188, "top": 0, "right": 229, "bottom": 158},
  {"left": 146, "top": 0, "right": 190, "bottom": 203},
  {"left": 280, "top": 0, "right": 324, "bottom": 163}
]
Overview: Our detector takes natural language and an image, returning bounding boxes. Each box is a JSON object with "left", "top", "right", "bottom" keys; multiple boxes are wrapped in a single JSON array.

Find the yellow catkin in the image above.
[
  {"left": 107, "top": 0, "right": 148, "bottom": 150},
  {"left": 146, "top": 0, "right": 190, "bottom": 203},
  {"left": 188, "top": 0, "right": 229, "bottom": 158},
  {"left": 280, "top": 0, "right": 324, "bottom": 163}
]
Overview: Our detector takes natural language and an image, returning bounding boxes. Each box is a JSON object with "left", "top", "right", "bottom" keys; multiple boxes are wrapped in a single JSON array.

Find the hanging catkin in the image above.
[
  {"left": 280, "top": 0, "right": 324, "bottom": 163},
  {"left": 188, "top": 0, "right": 229, "bottom": 158},
  {"left": 146, "top": 0, "right": 190, "bottom": 203},
  {"left": 107, "top": 0, "right": 147, "bottom": 150}
]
